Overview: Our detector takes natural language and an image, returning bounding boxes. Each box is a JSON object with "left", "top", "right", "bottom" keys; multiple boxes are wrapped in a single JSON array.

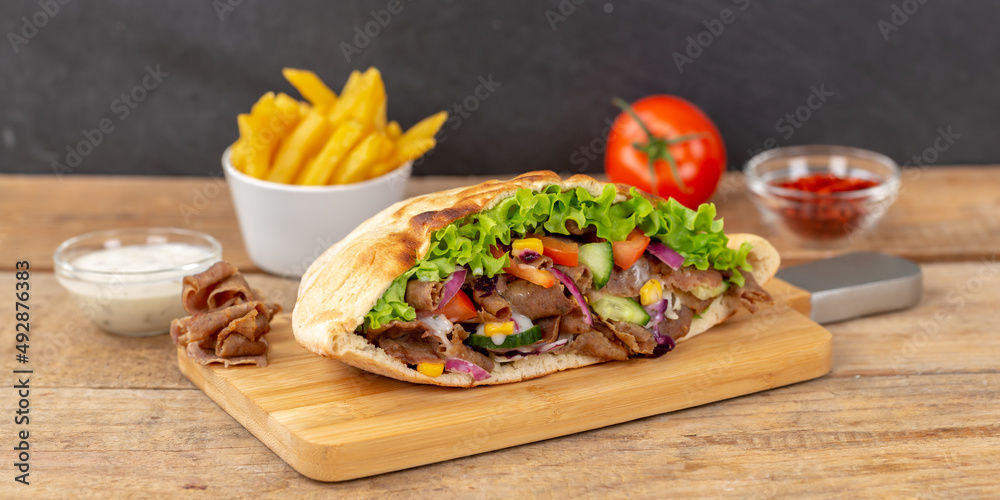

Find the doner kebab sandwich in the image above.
[{"left": 293, "top": 171, "right": 779, "bottom": 387}]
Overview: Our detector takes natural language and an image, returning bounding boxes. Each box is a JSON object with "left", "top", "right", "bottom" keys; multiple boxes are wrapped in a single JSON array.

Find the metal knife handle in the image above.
[{"left": 775, "top": 252, "right": 922, "bottom": 324}]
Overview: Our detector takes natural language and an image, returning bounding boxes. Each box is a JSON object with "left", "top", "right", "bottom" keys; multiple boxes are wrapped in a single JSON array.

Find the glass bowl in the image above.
[
  {"left": 53, "top": 227, "right": 222, "bottom": 337},
  {"left": 744, "top": 145, "right": 900, "bottom": 247}
]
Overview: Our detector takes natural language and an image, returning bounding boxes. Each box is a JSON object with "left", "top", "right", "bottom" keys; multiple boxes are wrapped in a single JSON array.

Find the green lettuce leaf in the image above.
[{"left": 363, "top": 185, "right": 752, "bottom": 330}]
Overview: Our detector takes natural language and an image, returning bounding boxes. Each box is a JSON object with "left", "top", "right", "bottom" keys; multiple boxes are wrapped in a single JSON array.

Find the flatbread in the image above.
[{"left": 292, "top": 171, "right": 779, "bottom": 387}]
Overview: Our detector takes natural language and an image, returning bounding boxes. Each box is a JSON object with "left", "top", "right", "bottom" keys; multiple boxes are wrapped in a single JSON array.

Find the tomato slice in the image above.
[
  {"left": 535, "top": 235, "right": 579, "bottom": 267},
  {"left": 505, "top": 261, "right": 556, "bottom": 288},
  {"left": 435, "top": 290, "right": 478, "bottom": 322},
  {"left": 612, "top": 228, "right": 651, "bottom": 269}
]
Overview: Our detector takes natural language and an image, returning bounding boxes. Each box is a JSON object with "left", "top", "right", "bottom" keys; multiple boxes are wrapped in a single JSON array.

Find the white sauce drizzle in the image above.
[
  {"left": 417, "top": 314, "right": 454, "bottom": 352},
  {"left": 665, "top": 292, "right": 680, "bottom": 320}
]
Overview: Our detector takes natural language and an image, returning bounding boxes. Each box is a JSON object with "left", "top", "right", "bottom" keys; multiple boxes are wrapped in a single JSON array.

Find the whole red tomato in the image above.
[{"left": 604, "top": 95, "right": 726, "bottom": 208}]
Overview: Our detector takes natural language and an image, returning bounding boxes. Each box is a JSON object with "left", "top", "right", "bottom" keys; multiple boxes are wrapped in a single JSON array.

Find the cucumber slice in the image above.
[
  {"left": 467, "top": 325, "right": 542, "bottom": 350},
  {"left": 593, "top": 296, "right": 650, "bottom": 325},
  {"left": 578, "top": 241, "right": 613, "bottom": 290}
]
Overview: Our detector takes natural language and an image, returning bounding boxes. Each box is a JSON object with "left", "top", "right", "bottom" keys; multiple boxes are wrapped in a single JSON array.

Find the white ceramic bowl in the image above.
[{"left": 222, "top": 147, "right": 412, "bottom": 277}]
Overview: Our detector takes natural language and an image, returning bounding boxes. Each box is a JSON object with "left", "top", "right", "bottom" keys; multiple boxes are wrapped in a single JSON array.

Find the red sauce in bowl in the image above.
[
  {"left": 776, "top": 173, "right": 879, "bottom": 193},
  {"left": 771, "top": 173, "right": 881, "bottom": 240}
]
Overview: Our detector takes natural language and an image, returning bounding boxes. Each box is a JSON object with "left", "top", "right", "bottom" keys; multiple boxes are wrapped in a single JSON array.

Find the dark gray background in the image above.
[{"left": 1, "top": 0, "right": 995, "bottom": 177}]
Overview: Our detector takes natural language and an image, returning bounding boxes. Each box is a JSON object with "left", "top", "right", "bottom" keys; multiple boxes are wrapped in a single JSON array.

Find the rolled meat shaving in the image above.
[
  {"left": 206, "top": 272, "right": 256, "bottom": 310},
  {"left": 181, "top": 261, "right": 239, "bottom": 314},
  {"left": 404, "top": 280, "right": 444, "bottom": 310},
  {"left": 215, "top": 303, "right": 274, "bottom": 355},
  {"left": 173, "top": 260, "right": 283, "bottom": 368},
  {"left": 171, "top": 301, "right": 260, "bottom": 347}
]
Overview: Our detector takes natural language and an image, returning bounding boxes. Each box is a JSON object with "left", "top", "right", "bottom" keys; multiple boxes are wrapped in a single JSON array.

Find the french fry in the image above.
[
  {"left": 230, "top": 138, "right": 247, "bottom": 171},
  {"left": 297, "top": 100, "right": 311, "bottom": 117},
  {"left": 386, "top": 121, "right": 403, "bottom": 140},
  {"left": 374, "top": 95, "right": 387, "bottom": 131},
  {"left": 327, "top": 70, "right": 364, "bottom": 126},
  {"left": 230, "top": 115, "right": 253, "bottom": 172},
  {"left": 395, "top": 137, "right": 436, "bottom": 163},
  {"left": 240, "top": 100, "right": 272, "bottom": 178},
  {"left": 353, "top": 68, "right": 386, "bottom": 130},
  {"left": 362, "top": 112, "right": 441, "bottom": 180},
  {"left": 282, "top": 68, "right": 336, "bottom": 112},
  {"left": 332, "top": 132, "right": 393, "bottom": 184},
  {"left": 329, "top": 68, "right": 385, "bottom": 131},
  {"left": 233, "top": 68, "right": 448, "bottom": 185},
  {"left": 340, "top": 70, "right": 363, "bottom": 97},
  {"left": 267, "top": 111, "right": 333, "bottom": 184},
  {"left": 273, "top": 92, "right": 301, "bottom": 117},
  {"left": 242, "top": 94, "right": 278, "bottom": 178},
  {"left": 243, "top": 93, "right": 302, "bottom": 179},
  {"left": 367, "top": 155, "right": 402, "bottom": 179},
  {"left": 398, "top": 111, "right": 447, "bottom": 146},
  {"left": 296, "top": 120, "right": 367, "bottom": 185},
  {"left": 385, "top": 111, "right": 445, "bottom": 174},
  {"left": 249, "top": 91, "right": 276, "bottom": 116}
]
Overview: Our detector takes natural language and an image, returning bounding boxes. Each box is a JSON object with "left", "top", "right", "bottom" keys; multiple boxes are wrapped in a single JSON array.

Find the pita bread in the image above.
[{"left": 292, "top": 171, "right": 779, "bottom": 387}]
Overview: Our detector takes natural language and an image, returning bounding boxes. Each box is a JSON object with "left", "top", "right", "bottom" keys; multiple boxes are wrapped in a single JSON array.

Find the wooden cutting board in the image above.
[{"left": 177, "top": 279, "right": 830, "bottom": 482}]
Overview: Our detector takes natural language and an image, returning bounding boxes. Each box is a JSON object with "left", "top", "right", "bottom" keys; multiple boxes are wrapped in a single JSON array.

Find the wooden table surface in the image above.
[{"left": 1, "top": 168, "right": 998, "bottom": 497}]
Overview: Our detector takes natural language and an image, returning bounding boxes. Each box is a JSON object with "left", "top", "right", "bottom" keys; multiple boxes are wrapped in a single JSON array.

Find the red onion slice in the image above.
[
  {"left": 647, "top": 242, "right": 685, "bottom": 270},
  {"left": 643, "top": 299, "right": 673, "bottom": 345},
  {"left": 548, "top": 268, "right": 593, "bottom": 326},
  {"left": 437, "top": 266, "right": 467, "bottom": 308},
  {"left": 537, "top": 338, "right": 569, "bottom": 353},
  {"left": 445, "top": 357, "right": 492, "bottom": 380},
  {"left": 494, "top": 339, "right": 570, "bottom": 362}
]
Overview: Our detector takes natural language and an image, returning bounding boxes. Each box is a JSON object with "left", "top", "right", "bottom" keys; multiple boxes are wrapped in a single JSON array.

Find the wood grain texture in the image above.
[
  {"left": 1, "top": 263, "right": 997, "bottom": 496},
  {"left": 826, "top": 259, "right": 1000, "bottom": 377},
  {"left": 13, "top": 375, "right": 998, "bottom": 498},
  {"left": 3, "top": 167, "right": 1000, "bottom": 272},
  {"left": 175, "top": 280, "right": 830, "bottom": 481},
  {"left": 3, "top": 171, "right": 1000, "bottom": 497}
]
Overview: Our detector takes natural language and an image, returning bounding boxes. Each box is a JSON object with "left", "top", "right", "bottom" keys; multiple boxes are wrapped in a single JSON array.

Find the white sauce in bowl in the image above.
[{"left": 56, "top": 243, "right": 216, "bottom": 336}]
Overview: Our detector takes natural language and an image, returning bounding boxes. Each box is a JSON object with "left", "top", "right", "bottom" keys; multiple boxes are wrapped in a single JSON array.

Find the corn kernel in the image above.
[
  {"left": 512, "top": 238, "right": 544, "bottom": 256},
  {"left": 640, "top": 279, "right": 663, "bottom": 306},
  {"left": 417, "top": 362, "right": 445, "bottom": 377},
  {"left": 484, "top": 321, "right": 515, "bottom": 336}
]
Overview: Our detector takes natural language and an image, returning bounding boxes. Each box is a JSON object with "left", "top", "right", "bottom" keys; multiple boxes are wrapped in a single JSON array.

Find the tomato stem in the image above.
[{"left": 612, "top": 98, "right": 706, "bottom": 194}]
